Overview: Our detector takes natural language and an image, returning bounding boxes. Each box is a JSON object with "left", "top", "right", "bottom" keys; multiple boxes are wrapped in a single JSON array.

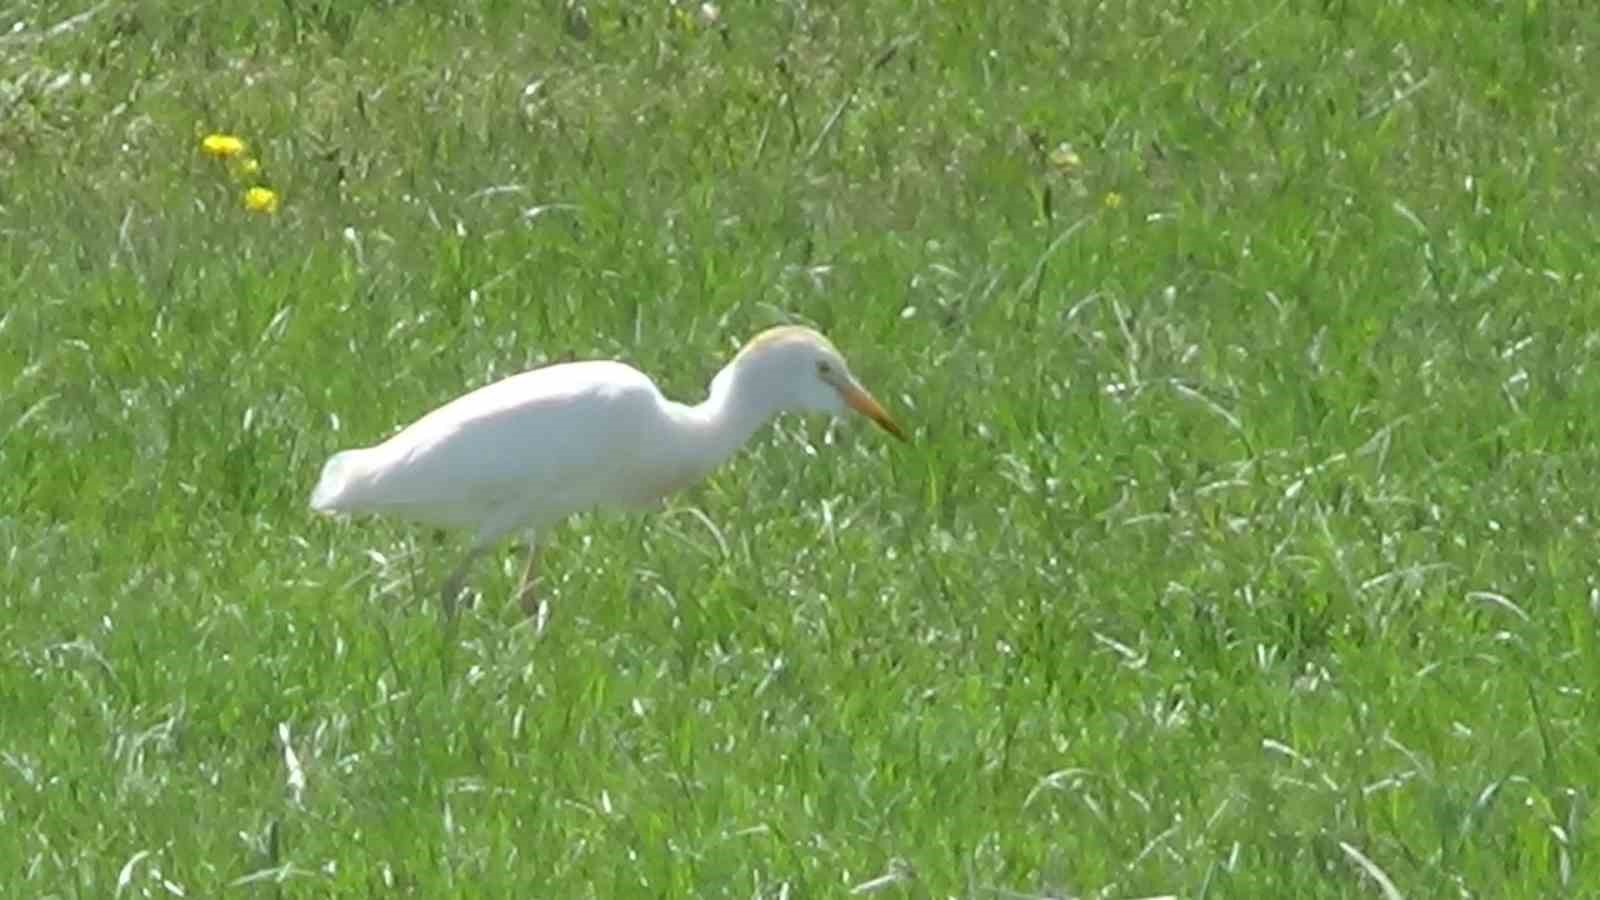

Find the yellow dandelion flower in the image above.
[
  {"left": 244, "top": 186, "right": 280, "bottom": 214},
  {"left": 1103, "top": 191, "right": 1124, "bottom": 209},
  {"left": 201, "top": 134, "right": 247, "bottom": 159}
]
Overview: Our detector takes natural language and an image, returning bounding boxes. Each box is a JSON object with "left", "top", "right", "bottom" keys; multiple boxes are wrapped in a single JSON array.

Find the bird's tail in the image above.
[{"left": 309, "top": 449, "right": 371, "bottom": 513}]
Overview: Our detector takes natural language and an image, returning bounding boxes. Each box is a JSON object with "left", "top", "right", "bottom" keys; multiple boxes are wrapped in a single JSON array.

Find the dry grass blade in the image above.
[{"left": 1338, "top": 841, "right": 1404, "bottom": 900}]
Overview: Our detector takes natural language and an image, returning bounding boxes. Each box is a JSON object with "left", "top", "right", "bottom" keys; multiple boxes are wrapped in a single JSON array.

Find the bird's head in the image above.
[{"left": 732, "top": 325, "right": 907, "bottom": 440}]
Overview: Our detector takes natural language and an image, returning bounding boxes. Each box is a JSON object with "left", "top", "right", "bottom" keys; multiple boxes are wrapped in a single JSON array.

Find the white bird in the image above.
[{"left": 310, "top": 325, "right": 906, "bottom": 616}]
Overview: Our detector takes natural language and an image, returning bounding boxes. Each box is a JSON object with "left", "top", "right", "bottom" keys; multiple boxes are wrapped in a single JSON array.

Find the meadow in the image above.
[{"left": 3, "top": 0, "right": 1599, "bottom": 895}]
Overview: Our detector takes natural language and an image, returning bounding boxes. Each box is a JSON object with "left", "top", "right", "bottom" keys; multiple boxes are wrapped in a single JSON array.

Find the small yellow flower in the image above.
[
  {"left": 244, "top": 186, "right": 280, "bottom": 214},
  {"left": 201, "top": 134, "right": 247, "bottom": 159},
  {"left": 1103, "top": 191, "right": 1124, "bottom": 209},
  {"left": 235, "top": 157, "right": 261, "bottom": 177}
]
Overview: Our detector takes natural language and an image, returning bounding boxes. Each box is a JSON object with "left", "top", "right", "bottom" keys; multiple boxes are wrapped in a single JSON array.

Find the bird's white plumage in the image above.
[
  {"left": 311, "top": 325, "right": 905, "bottom": 614},
  {"left": 312, "top": 361, "right": 670, "bottom": 537}
]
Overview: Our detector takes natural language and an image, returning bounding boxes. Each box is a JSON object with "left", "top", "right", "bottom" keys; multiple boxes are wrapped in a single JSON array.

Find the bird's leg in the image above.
[
  {"left": 514, "top": 541, "right": 542, "bottom": 621},
  {"left": 438, "top": 546, "right": 487, "bottom": 619}
]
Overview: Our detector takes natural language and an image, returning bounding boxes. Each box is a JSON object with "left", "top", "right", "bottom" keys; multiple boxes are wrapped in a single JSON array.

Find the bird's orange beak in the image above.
[{"left": 840, "top": 382, "right": 908, "bottom": 441}]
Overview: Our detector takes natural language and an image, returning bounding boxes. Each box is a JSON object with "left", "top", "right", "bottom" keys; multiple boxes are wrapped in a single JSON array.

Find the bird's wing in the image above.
[{"left": 348, "top": 361, "right": 662, "bottom": 529}]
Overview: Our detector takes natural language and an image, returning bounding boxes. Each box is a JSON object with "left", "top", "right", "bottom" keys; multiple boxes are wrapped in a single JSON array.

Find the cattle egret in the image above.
[{"left": 310, "top": 325, "right": 906, "bottom": 616}]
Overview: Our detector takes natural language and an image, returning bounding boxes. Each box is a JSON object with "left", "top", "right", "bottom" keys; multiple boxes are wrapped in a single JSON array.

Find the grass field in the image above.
[{"left": 4, "top": 0, "right": 1600, "bottom": 895}]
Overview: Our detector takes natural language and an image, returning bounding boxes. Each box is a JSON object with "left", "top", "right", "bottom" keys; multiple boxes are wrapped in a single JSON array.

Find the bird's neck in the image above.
[{"left": 673, "top": 361, "right": 782, "bottom": 472}]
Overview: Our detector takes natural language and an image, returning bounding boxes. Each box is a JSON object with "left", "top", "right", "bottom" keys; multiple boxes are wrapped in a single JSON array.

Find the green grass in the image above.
[{"left": 4, "top": 0, "right": 1600, "bottom": 895}]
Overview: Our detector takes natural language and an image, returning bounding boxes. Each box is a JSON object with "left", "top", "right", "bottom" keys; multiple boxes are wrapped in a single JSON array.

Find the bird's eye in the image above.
[{"left": 816, "top": 360, "right": 832, "bottom": 376}]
